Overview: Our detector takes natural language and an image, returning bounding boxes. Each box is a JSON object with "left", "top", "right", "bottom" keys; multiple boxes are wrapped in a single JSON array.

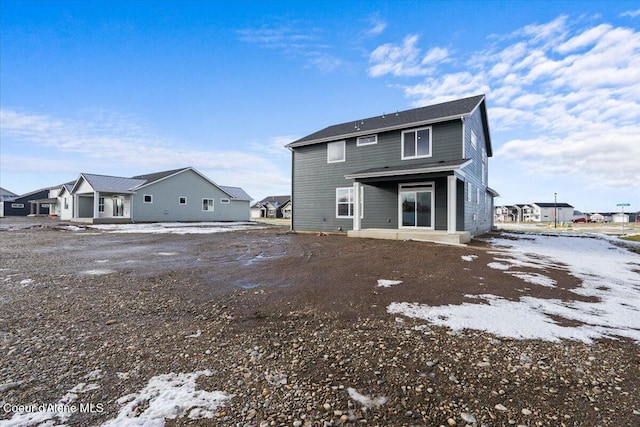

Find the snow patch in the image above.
[
  {"left": 377, "top": 279, "right": 402, "bottom": 288},
  {"left": 89, "top": 222, "right": 263, "bottom": 235},
  {"left": 102, "top": 370, "right": 232, "bottom": 426},
  {"left": 82, "top": 269, "right": 113, "bottom": 275},
  {"left": 347, "top": 387, "right": 387, "bottom": 408},
  {"left": 461, "top": 255, "right": 478, "bottom": 262},
  {"left": 389, "top": 233, "right": 640, "bottom": 344}
]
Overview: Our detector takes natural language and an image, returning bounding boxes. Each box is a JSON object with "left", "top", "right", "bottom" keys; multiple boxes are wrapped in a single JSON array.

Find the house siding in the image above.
[
  {"left": 131, "top": 169, "right": 249, "bottom": 222},
  {"left": 292, "top": 120, "right": 464, "bottom": 232},
  {"left": 461, "top": 106, "right": 493, "bottom": 235},
  {"left": 1, "top": 190, "right": 50, "bottom": 216}
]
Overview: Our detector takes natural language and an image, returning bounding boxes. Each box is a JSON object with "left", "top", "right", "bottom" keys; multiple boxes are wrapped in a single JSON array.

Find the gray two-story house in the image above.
[{"left": 287, "top": 94, "right": 498, "bottom": 244}]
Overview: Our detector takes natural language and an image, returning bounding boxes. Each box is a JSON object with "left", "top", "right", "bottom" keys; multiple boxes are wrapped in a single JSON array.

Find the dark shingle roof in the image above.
[
  {"left": 288, "top": 94, "right": 485, "bottom": 147},
  {"left": 534, "top": 202, "right": 574, "bottom": 208}
]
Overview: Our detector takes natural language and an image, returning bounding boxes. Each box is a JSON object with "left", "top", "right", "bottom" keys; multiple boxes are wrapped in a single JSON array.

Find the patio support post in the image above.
[
  {"left": 447, "top": 176, "right": 457, "bottom": 234},
  {"left": 93, "top": 191, "right": 100, "bottom": 219},
  {"left": 353, "top": 182, "right": 361, "bottom": 231}
]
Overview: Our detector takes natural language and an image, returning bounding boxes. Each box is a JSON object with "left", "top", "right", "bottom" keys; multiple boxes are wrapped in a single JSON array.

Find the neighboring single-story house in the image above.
[
  {"left": 531, "top": 202, "right": 574, "bottom": 224},
  {"left": 250, "top": 195, "right": 291, "bottom": 219},
  {"left": 1, "top": 187, "right": 53, "bottom": 217},
  {"left": 67, "top": 166, "right": 251, "bottom": 223},
  {"left": 0, "top": 187, "right": 19, "bottom": 217},
  {"left": 287, "top": 94, "right": 498, "bottom": 244}
]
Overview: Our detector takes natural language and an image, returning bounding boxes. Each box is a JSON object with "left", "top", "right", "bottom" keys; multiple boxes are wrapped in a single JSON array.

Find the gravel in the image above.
[{"left": 0, "top": 217, "right": 638, "bottom": 426}]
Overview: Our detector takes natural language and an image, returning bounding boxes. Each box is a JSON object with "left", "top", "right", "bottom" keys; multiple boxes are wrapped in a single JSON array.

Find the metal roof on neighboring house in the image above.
[
  {"left": 130, "top": 167, "right": 188, "bottom": 184},
  {"left": 220, "top": 186, "right": 252, "bottom": 201},
  {"left": 79, "top": 173, "right": 146, "bottom": 193},
  {"left": 288, "top": 94, "right": 487, "bottom": 148},
  {"left": 0, "top": 187, "right": 18, "bottom": 198}
]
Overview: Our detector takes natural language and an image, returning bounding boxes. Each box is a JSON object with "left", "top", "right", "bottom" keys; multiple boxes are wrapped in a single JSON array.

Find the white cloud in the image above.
[
  {"left": 368, "top": 35, "right": 449, "bottom": 77},
  {"left": 621, "top": 9, "right": 640, "bottom": 18},
  {"left": 237, "top": 25, "right": 341, "bottom": 72},
  {"left": 0, "top": 108, "right": 291, "bottom": 199},
  {"left": 369, "top": 15, "right": 640, "bottom": 189}
]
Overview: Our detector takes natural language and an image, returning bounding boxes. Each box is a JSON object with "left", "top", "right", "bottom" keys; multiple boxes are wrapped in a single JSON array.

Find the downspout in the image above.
[{"left": 287, "top": 145, "right": 294, "bottom": 232}]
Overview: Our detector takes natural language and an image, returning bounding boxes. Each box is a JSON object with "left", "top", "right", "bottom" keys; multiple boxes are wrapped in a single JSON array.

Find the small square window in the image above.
[
  {"left": 179, "top": 196, "right": 187, "bottom": 205},
  {"left": 143, "top": 194, "right": 153, "bottom": 203}
]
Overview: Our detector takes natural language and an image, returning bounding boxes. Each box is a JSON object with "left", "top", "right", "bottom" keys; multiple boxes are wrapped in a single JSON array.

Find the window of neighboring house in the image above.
[
  {"left": 476, "top": 188, "right": 480, "bottom": 204},
  {"left": 64, "top": 198, "right": 69, "bottom": 210},
  {"left": 336, "top": 187, "right": 354, "bottom": 218},
  {"left": 357, "top": 135, "right": 377, "bottom": 146},
  {"left": 220, "top": 198, "right": 231, "bottom": 204},
  {"left": 202, "top": 198, "right": 214, "bottom": 212},
  {"left": 467, "top": 182, "right": 472, "bottom": 202},
  {"left": 179, "top": 196, "right": 187, "bottom": 205},
  {"left": 98, "top": 197, "right": 105, "bottom": 212},
  {"left": 143, "top": 194, "right": 153, "bottom": 203},
  {"left": 402, "top": 127, "right": 431, "bottom": 159},
  {"left": 327, "top": 141, "right": 346, "bottom": 163},
  {"left": 11, "top": 203, "right": 24, "bottom": 208},
  {"left": 471, "top": 129, "right": 477, "bottom": 149}
]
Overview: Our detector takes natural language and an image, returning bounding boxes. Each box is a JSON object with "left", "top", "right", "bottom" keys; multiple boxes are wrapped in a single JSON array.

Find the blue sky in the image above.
[{"left": 1, "top": 0, "right": 638, "bottom": 213}]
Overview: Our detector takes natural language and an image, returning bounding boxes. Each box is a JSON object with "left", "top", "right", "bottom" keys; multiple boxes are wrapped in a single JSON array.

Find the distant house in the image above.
[
  {"left": 0, "top": 187, "right": 18, "bottom": 217},
  {"left": 1, "top": 187, "right": 54, "bottom": 217},
  {"left": 531, "top": 202, "right": 574, "bottom": 224},
  {"left": 287, "top": 94, "right": 498, "bottom": 244},
  {"left": 66, "top": 166, "right": 251, "bottom": 224},
  {"left": 250, "top": 195, "right": 291, "bottom": 219},
  {"left": 495, "top": 202, "right": 573, "bottom": 224}
]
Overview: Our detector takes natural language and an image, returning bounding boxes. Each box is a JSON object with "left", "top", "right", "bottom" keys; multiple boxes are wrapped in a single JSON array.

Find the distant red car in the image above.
[{"left": 573, "top": 218, "right": 587, "bottom": 223}]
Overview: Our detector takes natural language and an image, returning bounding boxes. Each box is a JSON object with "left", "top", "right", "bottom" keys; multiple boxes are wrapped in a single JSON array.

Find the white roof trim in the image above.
[{"left": 344, "top": 160, "right": 471, "bottom": 180}]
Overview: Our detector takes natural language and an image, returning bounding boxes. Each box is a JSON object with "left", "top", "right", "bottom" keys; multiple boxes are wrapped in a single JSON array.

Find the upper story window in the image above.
[
  {"left": 357, "top": 135, "right": 377, "bottom": 146},
  {"left": 143, "top": 194, "right": 153, "bottom": 203},
  {"left": 471, "top": 129, "right": 477, "bottom": 149},
  {"left": 402, "top": 127, "right": 431, "bottom": 160},
  {"left": 327, "top": 141, "right": 346, "bottom": 163},
  {"left": 220, "top": 198, "right": 231, "bottom": 204}
]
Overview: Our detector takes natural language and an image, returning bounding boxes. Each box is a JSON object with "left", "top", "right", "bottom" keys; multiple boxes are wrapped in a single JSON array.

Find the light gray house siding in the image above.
[{"left": 131, "top": 169, "right": 250, "bottom": 222}]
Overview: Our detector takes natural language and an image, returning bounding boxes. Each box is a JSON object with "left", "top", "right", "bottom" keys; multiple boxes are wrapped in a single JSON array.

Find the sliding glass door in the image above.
[{"left": 399, "top": 183, "right": 434, "bottom": 229}]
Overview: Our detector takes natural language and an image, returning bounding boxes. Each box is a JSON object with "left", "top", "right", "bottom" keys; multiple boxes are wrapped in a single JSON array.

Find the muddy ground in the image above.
[{"left": 0, "top": 217, "right": 638, "bottom": 426}]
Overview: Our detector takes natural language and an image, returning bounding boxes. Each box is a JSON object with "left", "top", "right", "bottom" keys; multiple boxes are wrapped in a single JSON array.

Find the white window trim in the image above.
[
  {"left": 401, "top": 127, "right": 432, "bottom": 160},
  {"left": 11, "top": 203, "right": 24, "bottom": 208},
  {"left": 327, "top": 140, "right": 346, "bottom": 163},
  {"left": 220, "top": 198, "right": 231, "bottom": 204},
  {"left": 202, "top": 198, "right": 214, "bottom": 212},
  {"left": 357, "top": 134, "right": 377, "bottom": 146},
  {"left": 179, "top": 196, "right": 187, "bottom": 205},
  {"left": 476, "top": 188, "right": 480, "bottom": 204},
  {"left": 467, "top": 182, "right": 472, "bottom": 202},
  {"left": 143, "top": 194, "right": 153, "bottom": 203},
  {"left": 471, "top": 129, "right": 477, "bottom": 149},
  {"left": 336, "top": 187, "right": 354, "bottom": 218}
]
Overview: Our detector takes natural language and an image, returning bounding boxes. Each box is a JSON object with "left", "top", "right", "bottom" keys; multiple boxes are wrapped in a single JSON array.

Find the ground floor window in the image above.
[
  {"left": 98, "top": 197, "right": 105, "bottom": 212},
  {"left": 203, "top": 198, "right": 214, "bottom": 211},
  {"left": 179, "top": 196, "right": 187, "bottom": 205},
  {"left": 336, "top": 187, "right": 354, "bottom": 218}
]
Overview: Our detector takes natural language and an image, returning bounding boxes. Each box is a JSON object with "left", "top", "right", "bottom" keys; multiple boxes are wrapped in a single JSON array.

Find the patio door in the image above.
[
  {"left": 113, "top": 196, "right": 124, "bottom": 217},
  {"left": 399, "top": 183, "right": 434, "bottom": 229}
]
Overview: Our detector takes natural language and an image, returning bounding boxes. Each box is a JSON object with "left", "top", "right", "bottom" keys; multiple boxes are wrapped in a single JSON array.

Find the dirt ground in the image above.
[{"left": 0, "top": 217, "right": 638, "bottom": 427}]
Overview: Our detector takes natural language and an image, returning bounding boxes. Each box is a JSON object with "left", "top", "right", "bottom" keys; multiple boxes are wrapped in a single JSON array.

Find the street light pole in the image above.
[{"left": 554, "top": 192, "right": 557, "bottom": 229}]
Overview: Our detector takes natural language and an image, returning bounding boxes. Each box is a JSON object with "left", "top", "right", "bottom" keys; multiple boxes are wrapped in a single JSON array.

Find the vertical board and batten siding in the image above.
[
  {"left": 131, "top": 170, "right": 249, "bottom": 222},
  {"left": 462, "top": 105, "right": 492, "bottom": 235},
  {"left": 292, "top": 120, "right": 464, "bottom": 232}
]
